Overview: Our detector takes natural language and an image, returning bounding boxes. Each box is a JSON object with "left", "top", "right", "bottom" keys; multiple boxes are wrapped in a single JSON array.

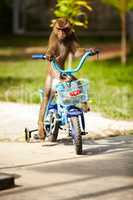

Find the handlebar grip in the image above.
[
  {"left": 32, "top": 54, "right": 47, "bottom": 59},
  {"left": 87, "top": 48, "right": 100, "bottom": 56}
]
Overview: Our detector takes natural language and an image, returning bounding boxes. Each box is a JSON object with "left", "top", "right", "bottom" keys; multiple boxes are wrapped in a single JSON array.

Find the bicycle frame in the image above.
[{"left": 32, "top": 50, "right": 99, "bottom": 140}]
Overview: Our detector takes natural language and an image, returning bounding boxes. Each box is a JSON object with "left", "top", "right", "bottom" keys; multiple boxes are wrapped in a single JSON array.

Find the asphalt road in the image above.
[{"left": 0, "top": 135, "right": 133, "bottom": 200}]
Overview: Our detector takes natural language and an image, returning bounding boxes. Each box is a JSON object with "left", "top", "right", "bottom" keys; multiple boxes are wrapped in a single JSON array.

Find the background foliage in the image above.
[{"left": 54, "top": 0, "right": 92, "bottom": 28}]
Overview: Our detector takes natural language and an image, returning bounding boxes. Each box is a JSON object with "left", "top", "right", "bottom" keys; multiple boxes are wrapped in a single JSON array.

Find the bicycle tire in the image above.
[
  {"left": 70, "top": 116, "right": 82, "bottom": 155},
  {"left": 47, "top": 112, "right": 59, "bottom": 142}
]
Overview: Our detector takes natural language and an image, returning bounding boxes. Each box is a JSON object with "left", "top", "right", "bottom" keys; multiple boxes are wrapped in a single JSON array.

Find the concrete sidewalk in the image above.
[
  {"left": 0, "top": 103, "right": 133, "bottom": 199},
  {"left": 0, "top": 136, "right": 133, "bottom": 199},
  {"left": 0, "top": 102, "right": 133, "bottom": 141}
]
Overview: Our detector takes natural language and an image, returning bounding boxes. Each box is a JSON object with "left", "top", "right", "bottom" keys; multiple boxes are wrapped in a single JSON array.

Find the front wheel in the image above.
[
  {"left": 46, "top": 112, "right": 59, "bottom": 142},
  {"left": 70, "top": 117, "right": 82, "bottom": 155}
]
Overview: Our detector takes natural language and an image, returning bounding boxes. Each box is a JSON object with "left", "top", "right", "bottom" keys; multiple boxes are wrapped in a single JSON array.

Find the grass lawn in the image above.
[
  {"left": 78, "top": 56, "right": 133, "bottom": 120},
  {"left": 0, "top": 36, "right": 132, "bottom": 120}
]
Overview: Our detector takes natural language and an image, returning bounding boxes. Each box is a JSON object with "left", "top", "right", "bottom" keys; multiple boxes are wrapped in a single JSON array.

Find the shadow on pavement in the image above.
[
  {"left": 83, "top": 135, "right": 133, "bottom": 155},
  {"left": 56, "top": 135, "right": 133, "bottom": 156}
]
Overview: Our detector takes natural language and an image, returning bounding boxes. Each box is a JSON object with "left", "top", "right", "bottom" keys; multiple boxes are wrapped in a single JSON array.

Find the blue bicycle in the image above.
[{"left": 25, "top": 50, "right": 99, "bottom": 154}]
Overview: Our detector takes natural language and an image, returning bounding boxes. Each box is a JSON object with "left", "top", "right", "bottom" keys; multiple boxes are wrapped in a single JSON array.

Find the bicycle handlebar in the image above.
[
  {"left": 32, "top": 49, "right": 100, "bottom": 75},
  {"left": 32, "top": 54, "right": 47, "bottom": 59}
]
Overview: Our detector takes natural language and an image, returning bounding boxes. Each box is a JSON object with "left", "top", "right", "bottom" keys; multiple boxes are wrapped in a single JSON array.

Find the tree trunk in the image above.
[
  {"left": 120, "top": 12, "right": 127, "bottom": 64},
  {"left": 128, "top": 11, "right": 133, "bottom": 51},
  {"left": 13, "top": 0, "right": 24, "bottom": 34}
]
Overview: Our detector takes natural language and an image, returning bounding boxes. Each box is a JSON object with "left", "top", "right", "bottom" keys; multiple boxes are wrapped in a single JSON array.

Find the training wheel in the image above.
[{"left": 25, "top": 128, "right": 31, "bottom": 143}]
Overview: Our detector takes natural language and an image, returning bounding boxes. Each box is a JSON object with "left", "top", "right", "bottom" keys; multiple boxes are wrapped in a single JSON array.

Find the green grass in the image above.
[
  {"left": 0, "top": 55, "right": 132, "bottom": 120},
  {"left": 77, "top": 56, "right": 133, "bottom": 120},
  {"left": 0, "top": 59, "right": 45, "bottom": 103},
  {"left": 0, "top": 36, "right": 132, "bottom": 120}
]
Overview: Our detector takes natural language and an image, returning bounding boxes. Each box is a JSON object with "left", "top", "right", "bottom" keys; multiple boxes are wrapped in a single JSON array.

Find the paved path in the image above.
[
  {"left": 0, "top": 102, "right": 133, "bottom": 141},
  {"left": 0, "top": 136, "right": 133, "bottom": 200},
  {"left": 0, "top": 102, "right": 133, "bottom": 199}
]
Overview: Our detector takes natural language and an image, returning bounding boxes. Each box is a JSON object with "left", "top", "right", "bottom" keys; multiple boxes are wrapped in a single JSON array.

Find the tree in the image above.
[
  {"left": 54, "top": 0, "right": 92, "bottom": 28},
  {"left": 102, "top": 0, "right": 133, "bottom": 64},
  {"left": 128, "top": 11, "right": 133, "bottom": 50}
]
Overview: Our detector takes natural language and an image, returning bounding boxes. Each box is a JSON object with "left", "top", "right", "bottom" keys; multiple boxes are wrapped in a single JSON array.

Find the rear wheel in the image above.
[
  {"left": 70, "top": 117, "right": 82, "bottom": 155},
  {"left": 46, "top": 112, "right": 59, "bottom": 142}
]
